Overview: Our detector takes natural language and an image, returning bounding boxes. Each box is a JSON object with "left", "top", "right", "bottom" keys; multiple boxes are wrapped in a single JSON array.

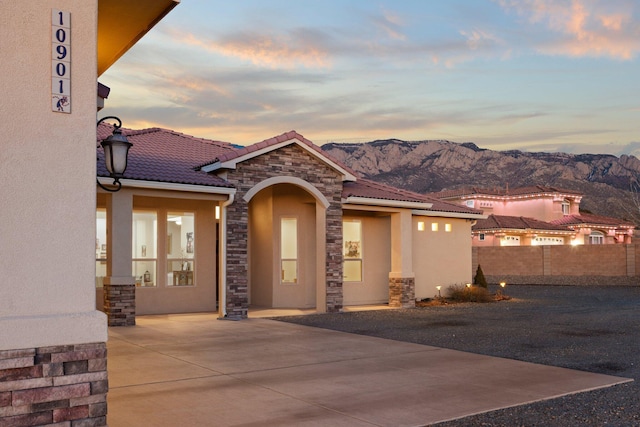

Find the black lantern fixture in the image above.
[{"left": 97, "top": 116, "right": 132, "bottom": 192}]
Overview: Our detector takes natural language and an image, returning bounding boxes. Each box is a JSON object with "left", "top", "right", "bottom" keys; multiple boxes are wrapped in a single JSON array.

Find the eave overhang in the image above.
[
  {"left": 412, "top": 210, "right": 486, "bottom": 220},
  {"left": 97, "top": 177, "right": 236, "bottom": 195},
  {"left": 343, "top": 197, "right": 432, "bottom": 210},
  {"left": 98, "top": 0, "right": 180, "bottom": 76}
]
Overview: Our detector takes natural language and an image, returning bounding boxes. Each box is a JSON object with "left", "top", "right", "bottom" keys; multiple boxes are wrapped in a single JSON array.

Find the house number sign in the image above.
[{"left": 52, "top": 9, "right": 71, "bottom": 113}]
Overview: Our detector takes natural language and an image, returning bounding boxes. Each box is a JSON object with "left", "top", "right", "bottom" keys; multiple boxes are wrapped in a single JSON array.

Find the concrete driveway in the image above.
[{"left": 107, "top": 313, "right": 630, "bottom": 426}]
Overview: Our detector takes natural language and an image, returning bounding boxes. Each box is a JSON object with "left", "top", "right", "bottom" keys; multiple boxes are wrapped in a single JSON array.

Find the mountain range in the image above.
[{"left": 321, "top": 139, "right": 640, "bottom": 224}]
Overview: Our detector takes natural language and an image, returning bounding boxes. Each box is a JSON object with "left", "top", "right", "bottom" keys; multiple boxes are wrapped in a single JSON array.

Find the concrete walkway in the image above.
[{"left": 107, "top": 313, "right": 631, "bottom": 426}]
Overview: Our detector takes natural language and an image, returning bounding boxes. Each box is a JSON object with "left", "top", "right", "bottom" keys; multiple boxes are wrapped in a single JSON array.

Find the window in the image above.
[
  {"left": 343, "top": 220, "right": 362, "bottom": 282},
  {"left": 562, "top": 200, "right": 570, "bottom": 215},
  {"left": 589, "top": 231, "right": 604, "bottom": 245},
  {"left": 281, "top": 218, "right": 297, "bottom": 283},
  {"left": 479, "top": 233, "right": 485, "bottom": 241},
  {"left": 96, "top": 209, "right": 107, "bottom": 288},
  {"left": 167, "top": 212, "right": 195, "bottom": 286},
  {"left": 465, "top": 200, "right": 475, "bottom": 208},
  {"left": 417, "top": 221, "right": 425, "bottom": 231},
  {"left": 501, "top": 235, "right": 520, "bottom": 246},
  {"left": 431, "top": 223, "right": 438, "bottom": 232},
  {"left": 132, "top": 211, "right": 157, "bottom": 287},
  {"left": 445, "top": 223, "right": 452, "bottom": 232}
]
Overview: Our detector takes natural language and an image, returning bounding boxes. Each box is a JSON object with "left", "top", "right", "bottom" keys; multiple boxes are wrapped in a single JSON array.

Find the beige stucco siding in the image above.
[
  {"left": 0, "top": 0, "right": 107, "bottom": 349},
  {"left": 413, "top": 217, "right": 473, "bottom": 299},
  {"left": 249, "top": 184, "right": 318, "bottom": 309},
  {"left": 343, "top": 214, "right": 391, "bottom": 305}
]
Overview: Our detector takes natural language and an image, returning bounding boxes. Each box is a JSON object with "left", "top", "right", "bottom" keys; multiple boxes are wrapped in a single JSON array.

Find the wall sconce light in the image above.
[{"left": 97, "top": 116, "right": 132, "bottom": 192}]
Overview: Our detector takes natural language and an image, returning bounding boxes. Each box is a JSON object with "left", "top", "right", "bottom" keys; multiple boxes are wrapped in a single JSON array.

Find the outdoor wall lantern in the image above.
[{"left": 97, "top": 116, "right": 132, "bottom": 192}]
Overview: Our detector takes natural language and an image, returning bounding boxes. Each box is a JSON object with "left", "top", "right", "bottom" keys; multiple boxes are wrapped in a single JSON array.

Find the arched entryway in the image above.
[{"left": 245, "top": 177, "right": 329, "bottom": 310}]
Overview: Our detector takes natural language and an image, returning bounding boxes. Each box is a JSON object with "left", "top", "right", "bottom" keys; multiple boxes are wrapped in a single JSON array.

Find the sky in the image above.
[{"left": 99, "top": 0, "right": 640, "bottom": 156}]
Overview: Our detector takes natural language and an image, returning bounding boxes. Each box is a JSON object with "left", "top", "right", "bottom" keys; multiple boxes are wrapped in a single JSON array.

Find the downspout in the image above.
[{"left": 218, "top": 192, "right": 235, "bottom": 319}]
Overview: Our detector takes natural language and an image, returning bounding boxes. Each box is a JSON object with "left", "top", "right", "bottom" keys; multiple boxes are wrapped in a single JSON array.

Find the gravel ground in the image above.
[{"left": 272, "top": 285, "right": 640, "bottom": 426}]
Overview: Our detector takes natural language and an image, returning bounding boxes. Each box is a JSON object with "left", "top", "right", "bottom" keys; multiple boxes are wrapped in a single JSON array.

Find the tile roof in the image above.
[
  {"left": 430, "top": 185, "right": 583, "bottom": 199},
  {"left": 473, "top": 215, "right": 573, "bottom": 232},
  {"left": 551, "top": 213, "right": 635, "bottom": 228},
  {"left": 97, "top": 124, "right": 235, "bottom": 188},
  {"left": 343, "top": 179, "right": 483, "bottom": 215}
]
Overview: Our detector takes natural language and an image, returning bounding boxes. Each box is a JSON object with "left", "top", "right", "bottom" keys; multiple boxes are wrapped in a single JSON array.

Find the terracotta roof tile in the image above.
[
  {"left": 343, "top": 179, "right": 482, "bottom": 214},
  {"left": 97, "top": 124, "right": 235, "bottom": 188},
  {"left": 473, "top": 215, "right": 573, "bottom": 232},
  {"left": 551, "top": 213, "right": 635, "bottom": 228}
]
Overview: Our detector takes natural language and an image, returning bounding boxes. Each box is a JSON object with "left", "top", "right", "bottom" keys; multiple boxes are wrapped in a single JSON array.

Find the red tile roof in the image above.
[
  {"left": 343, "top": 179, "right": 483, "bottom": 215},
  {"left": 551, "top": 213, "right": 635, "bottom": 228},
  {"left": 97, "top": 124, "right": 235, "bottom": 188},
  {"left": 473, "top": 215, "right": 573, "bottom": 232}
]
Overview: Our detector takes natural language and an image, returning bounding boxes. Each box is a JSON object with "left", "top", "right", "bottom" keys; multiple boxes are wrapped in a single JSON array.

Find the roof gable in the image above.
[{"left": 199, "top": 131, "right": 358, "bottom": 181}]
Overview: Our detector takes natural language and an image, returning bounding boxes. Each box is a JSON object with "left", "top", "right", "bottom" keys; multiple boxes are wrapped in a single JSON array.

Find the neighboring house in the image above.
[
  {"left": 551, "top": 213, "right": 635, "bottom": 245},
  {"left": 472, "top": 215, "right": 576, "bottom": 247},
  {"left": 430, "top": 185, "right": 634, "bottom": 246},
  {"left": 97, "top": 127, "right": 485, "bottom": 320},
  {"left": 1, "top": 1, "right": 179, "bottom": 425}
]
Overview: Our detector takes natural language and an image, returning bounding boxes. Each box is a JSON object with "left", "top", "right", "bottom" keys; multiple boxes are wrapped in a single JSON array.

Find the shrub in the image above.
[
  {"left": 447, "top": 284, "right": 493, "bottom": 303},
  {"left": 473, "top": 265, "right": 488, "bottom": 288}
]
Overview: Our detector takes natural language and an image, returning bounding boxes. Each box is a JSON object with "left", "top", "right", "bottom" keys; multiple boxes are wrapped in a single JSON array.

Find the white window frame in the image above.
[
  {"left": 589, "top": 231, "right": 605, "bottom": 245},
  {"left": 343, "top": 219, "right": 363, "bottom": 282},
  {"left": 280, "top": 217, "right": 298, "bottom": 284}
]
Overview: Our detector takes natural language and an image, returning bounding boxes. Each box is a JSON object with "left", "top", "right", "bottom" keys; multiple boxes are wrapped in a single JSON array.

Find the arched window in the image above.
[{"left": 589, "top": 230, "right": 604, "bottom": 245}]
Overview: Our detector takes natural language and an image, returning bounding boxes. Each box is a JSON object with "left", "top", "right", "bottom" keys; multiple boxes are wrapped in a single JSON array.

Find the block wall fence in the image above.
[{"left": 472, "top": 244, "right": 640, "bottom": 286}]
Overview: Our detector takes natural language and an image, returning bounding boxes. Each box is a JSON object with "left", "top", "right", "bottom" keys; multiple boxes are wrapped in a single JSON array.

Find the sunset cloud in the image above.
[
  {"left": 371, "top": 9, "right": 407, "bottom": 41},
  {"left": 497, "top": 0, "right": 640, "bottom": 59},
  {"left": 168, "top": 28, "right": 332, "bottom": 69}
]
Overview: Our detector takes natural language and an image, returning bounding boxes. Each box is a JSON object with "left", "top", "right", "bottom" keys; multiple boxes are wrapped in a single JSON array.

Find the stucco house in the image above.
[
  {"left": 1, "top": 1, "right": 180, "bottom": 425},
  {"left": 97, "top": 126, "right": 485, "bottom": 322},
  {"left": 431, "top": 186, "right": 634, "bottom": 246}
]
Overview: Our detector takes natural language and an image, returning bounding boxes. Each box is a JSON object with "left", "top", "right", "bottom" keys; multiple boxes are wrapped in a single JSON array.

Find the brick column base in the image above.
[
  {"left": 389, "top": 277, "right": 416, "bottom": 308},
  {"left": 0, "top": 342, "right": 107, "bottom": 426},
  {"left": 103, "top": 283, "right": 135, "bottom": 326}
]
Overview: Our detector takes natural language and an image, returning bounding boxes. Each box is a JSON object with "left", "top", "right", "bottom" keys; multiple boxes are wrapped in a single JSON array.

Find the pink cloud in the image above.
[
  {"left": 169, "top": 29, "right": 331, "bottom": 69},
  {"left": 497, "top": 0, "right": 640, "bottom": 60}
]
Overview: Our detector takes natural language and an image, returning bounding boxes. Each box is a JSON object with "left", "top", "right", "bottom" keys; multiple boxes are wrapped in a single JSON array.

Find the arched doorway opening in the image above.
[{"left": 246, "top": 179, "right": 328, "bottom": 310}]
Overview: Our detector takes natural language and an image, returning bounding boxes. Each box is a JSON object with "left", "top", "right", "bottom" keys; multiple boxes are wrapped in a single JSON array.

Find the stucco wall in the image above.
[
  {"left": 0, "top": 0, "right": 106, "bottom": 349},
  {"left": 132, "top": 196, "right": 219, "bottom": 315},
  {"left": 342, "top": 214, "right": 391, "bottom": 305},
  {"left": 413, "top": 217, "right": 474, "bottom": 299}
]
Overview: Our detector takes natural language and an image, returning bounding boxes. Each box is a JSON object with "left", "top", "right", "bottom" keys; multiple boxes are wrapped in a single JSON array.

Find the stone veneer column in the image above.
[
  {"left": 389, "top": 276, "right": 416, "bottom": 308},
  {"left": 102, "top": 191, "right": 136, "bottom": 326},
  {"left": 388, "top": 211, "right": 416, "bottom": 308},
  {"left": 224, "top": 197, "right": 250, "bottom": 319},
  {"left": 0, "top": 343, "right": 107, "bottom": 426}
]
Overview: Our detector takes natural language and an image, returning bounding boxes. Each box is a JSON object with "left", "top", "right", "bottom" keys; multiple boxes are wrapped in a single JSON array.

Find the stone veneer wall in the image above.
[
  {"left": 103, "top": 284, "right": 135, "bottom": 326},
  {"left": 223, "top": 143, "right": 344, "bottom": 318},
  {"left": 389, "top": 277, "right": 416, "bottom": 308},
  {"left": 0, "top": 342, "right": 107, "bottom": 426}
]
